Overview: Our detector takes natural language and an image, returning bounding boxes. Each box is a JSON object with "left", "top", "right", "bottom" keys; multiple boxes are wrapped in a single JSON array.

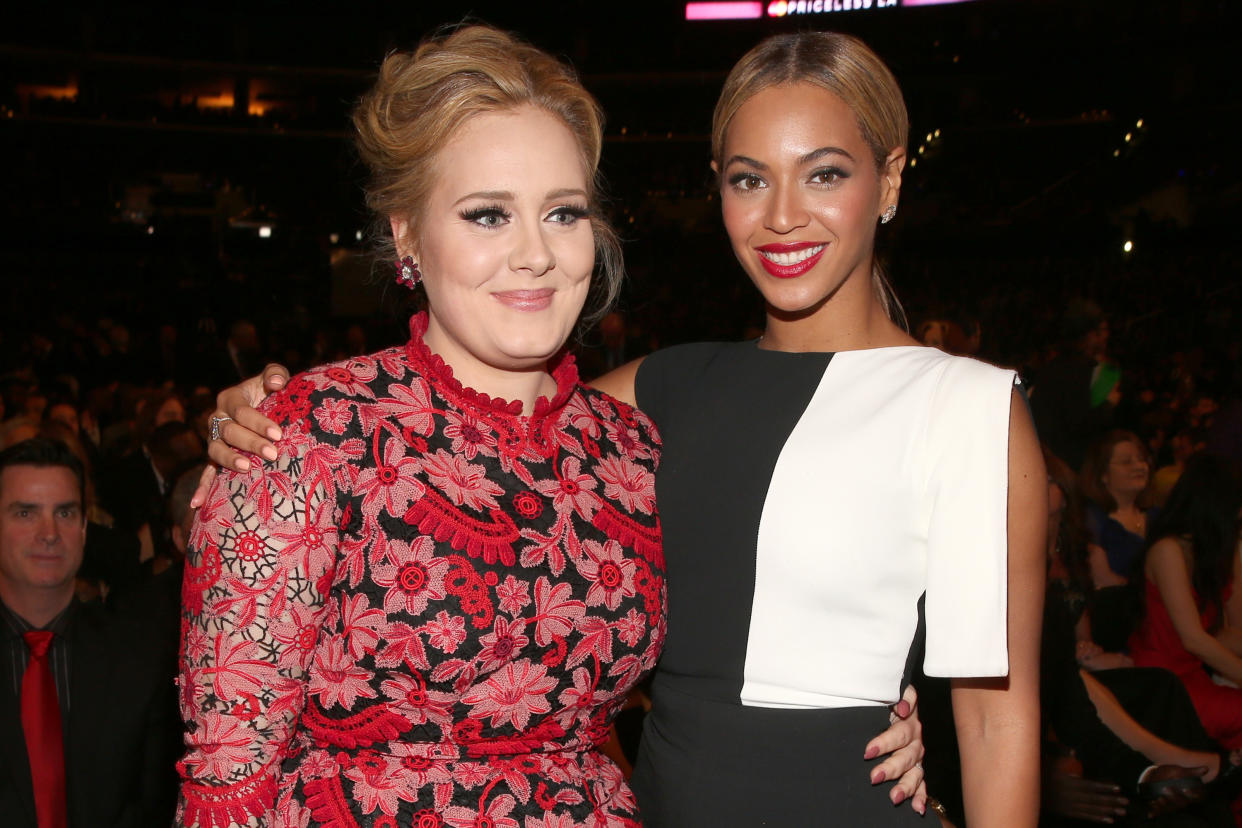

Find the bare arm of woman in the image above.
[
  {"left": 586, "top": 357, "right": 644, "bottom": 407},
  {"left": 1147, "top": 537, "right": 1242, "bottom": 686},
  {"left": 1215, "top": 551, "right": 1242, "bottom": 658},
  {"left": 1087, "top": 543, "right": 1127, "bottom": 589},
  {"left": 1080, "top": 669, "right": 1215, "bottom": 777},
  {"left": 953, "top": 388, "right": 1045, "bottom": 827},
  {"left": 1074, "top": 599, "right": 1132, "bottom": 670}
]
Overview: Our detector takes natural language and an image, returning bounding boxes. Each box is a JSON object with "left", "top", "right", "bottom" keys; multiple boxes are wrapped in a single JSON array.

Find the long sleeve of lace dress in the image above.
[{"left": 177, "top": 434, "right": 340, "bottom": 827}]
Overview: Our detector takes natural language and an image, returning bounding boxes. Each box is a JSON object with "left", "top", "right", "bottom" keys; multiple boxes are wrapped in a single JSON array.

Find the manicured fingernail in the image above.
[
  {"left": 915, "top": 802, "right": 925, "bottom": 815},
  {"left": 262, "top": 445, "right": 278, "bottom": 461},
  {"left": 891, "top": 790, "right": 906, "bottom": 805},
  {"left": 271, "top": 376, "right": 284, "bottom": 387},
  {"left": 871, "top": 770, "right": 886, "bottom": 784},
  {"left": 864, "top": 746, "right": 879, "bottom": 760},
  {"left": 893, "top": 701, "right": 910, "bottom": 717},
  {"left": 267, "top": 427, "right": 282, "bottom": 440},
  {"left": 190, "top": 495, "right": 202, "bottom": 508},
  {"left": 236, "top": 458, "right": 251, "bottom": 471}
]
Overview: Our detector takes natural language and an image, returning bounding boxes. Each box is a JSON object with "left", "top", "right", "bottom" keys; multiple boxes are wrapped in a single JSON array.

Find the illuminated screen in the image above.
[{"left": 685, "top": 0, "right": 979, "bottom": 19}]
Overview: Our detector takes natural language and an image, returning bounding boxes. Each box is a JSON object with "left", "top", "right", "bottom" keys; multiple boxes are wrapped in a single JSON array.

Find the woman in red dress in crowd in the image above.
[
  {"left": 1129, "top": 453, "right": 1242, "bottom": 752},
  {"left": 178, "top": 24, "right": 924, "bottom": 827}
]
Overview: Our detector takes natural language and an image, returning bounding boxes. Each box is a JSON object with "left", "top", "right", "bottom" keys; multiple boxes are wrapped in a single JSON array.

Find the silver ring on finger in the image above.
[{"left": 210, "top": 415, "right": 233, "bottom": 442}]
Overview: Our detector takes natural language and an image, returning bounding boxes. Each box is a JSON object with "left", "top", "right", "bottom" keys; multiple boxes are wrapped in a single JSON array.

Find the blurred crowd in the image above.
[{"left": 1, "top": 222, "right": 1239, "bottom": 825}]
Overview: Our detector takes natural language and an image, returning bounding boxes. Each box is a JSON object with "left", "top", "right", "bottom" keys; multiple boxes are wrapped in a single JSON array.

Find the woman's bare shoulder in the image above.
[{"left": 586, "top": 358, "right": 645, "bottom": 407}]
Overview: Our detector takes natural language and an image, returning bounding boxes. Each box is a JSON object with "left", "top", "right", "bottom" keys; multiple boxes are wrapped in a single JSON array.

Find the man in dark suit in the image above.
[{"left": 0, "top": 437, "right": 178, "bottom": 827}]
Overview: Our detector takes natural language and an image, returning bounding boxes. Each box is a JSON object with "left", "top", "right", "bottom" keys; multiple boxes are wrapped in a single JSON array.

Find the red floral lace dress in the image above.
[{"left": 177, "top": 314, "right": 665, "bottom": 828}]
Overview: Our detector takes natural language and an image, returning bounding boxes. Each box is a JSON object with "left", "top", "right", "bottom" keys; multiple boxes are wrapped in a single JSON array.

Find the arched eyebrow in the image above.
[
  {"left": 799, "top": 146, "right": 855, "bottom": 165},
  {"left": 454, "top": 190, "right": 514, "bottom": 206},
  {"left": 545, "top": 188, "right": 588, "bottom": 201},
  {"left": 452, "top": 188, "right": 588, "bottom": 206},
  {"left": 723, "top": 154, "right": 766, "bottom": 171},
  {"left": 723, "top": 146, "right": 856, "bottom": 172}
]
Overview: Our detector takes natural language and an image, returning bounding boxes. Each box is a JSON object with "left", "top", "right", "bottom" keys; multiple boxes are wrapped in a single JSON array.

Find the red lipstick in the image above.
[{"left": 755, "top": 242, "right": 827, "bottom": 279}]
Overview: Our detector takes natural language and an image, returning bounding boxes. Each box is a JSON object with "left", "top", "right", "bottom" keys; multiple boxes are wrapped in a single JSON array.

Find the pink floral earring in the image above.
[{"left": 394, "top": 255, "right": 421, "bottom": 288}]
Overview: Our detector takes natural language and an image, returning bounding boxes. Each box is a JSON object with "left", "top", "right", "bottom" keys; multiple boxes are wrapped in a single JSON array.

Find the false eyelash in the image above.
[
  {"left": 551, "top": 204, "right": 591, "bottom": 220},
  {"left": 459, "top": 203, "right": 510, "bottom": 223}
]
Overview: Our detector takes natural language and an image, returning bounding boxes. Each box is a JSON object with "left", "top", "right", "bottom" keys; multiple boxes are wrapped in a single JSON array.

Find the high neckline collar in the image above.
[{"left": 404, "top": 311, "right": 579, "bottom": 419}]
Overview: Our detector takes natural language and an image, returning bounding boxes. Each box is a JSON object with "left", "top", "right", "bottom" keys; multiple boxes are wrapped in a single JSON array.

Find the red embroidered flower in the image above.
[
  {"left": 476, "top": 615, "right": 531, "bottom": 672},
  {"left": 511, "top": 491, "right": 543, "bottom": 519},
  {"left": 313, "top": 397, "right": 355, "bottom": 434},
  {"left": 615, "top": 608, "right": 647, "bottom": 648},
  {"left": 534, "top": 456, "right": 600, "bottom": 520},
  {"left": 266, "top": 376, "right": 314, "bottom": 427},
  {"left": 412, "top": 809, "right": 445, "bottom": 828},
  {"left": 380, "top": 673, "right": 455, "bottom": 728},
  {"left": 422, "top": 610, "right": 467, "bottom": 653},
  {"left": 444, "top": 409, "right": 498, "bottom": 460},
  {"left": 371, "top": 536, "right": 450, "bottom": 616},
  {"left": 443, "top": 793, "right": 519, "bottom": 828},
  {"left": 495, "top": 575, "right": 531, "bottom": 616},
  {"left": 308, "top": 636, "right": 377, "bottom": 710},
  {"left": 595, "top": 456, "right": 657, "bottom": 515},
  {"left": 184, "top": 711, "right": 253, "bottom": 780},
  {"left": 632, "top": 558, "right": 663, "bottom": 614},
  {"left": 317, "top": 358, "right": 379, "bottom": 398},
  {"left": 354, "top": 437, "right": 422, "bottom": 520},
  {"left": 578, "top": 539, "right": 637, "bottom": 611},
  {"left": 232, "top": 529, "right": 266, "bottom": 563},
  {"left": 182, "top": 539, "right": 222, "bottom": 616},
  {"left": 461, "top": 658, "right": 558, "bottom": 731},
  {"left": 421, "top": 449, "right": 504, "bottom": 511}
]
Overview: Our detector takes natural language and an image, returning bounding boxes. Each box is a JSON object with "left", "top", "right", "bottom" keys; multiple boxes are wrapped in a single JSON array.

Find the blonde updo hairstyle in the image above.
[
  {"left": 353, "top": 24, "right": 623, "bottom": 325},
  {"left": 711, "top": 32, "right": 909, "bottom": 328}
]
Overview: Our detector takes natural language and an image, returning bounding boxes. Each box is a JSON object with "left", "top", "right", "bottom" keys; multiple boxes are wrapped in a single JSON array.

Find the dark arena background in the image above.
[
  {"left": 2, "top": 0, "right": 1238, "bottom": 428},
  {"left": 4, "top": 2, "right": 1242, "bottom": 824}
]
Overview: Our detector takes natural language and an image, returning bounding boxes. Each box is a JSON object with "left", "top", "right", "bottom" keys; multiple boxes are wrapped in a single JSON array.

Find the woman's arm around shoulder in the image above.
[
  {"left": 191, "top": 364, "right": 292, "bottom": 508},
  {"left": 587, "top": 357, "right": 645, "bottom": 408},
  {"left": 953, "top": 387, "right": 1045, "bottom": 827}
]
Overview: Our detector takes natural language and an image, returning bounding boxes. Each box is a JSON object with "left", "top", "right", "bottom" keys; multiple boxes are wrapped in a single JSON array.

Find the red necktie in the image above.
[{"left": 21, "top": 630, "right": 67, "bottom": 828}]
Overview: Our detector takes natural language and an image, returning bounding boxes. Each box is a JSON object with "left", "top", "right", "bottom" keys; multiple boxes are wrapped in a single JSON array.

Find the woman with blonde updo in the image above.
[{"left": 177, "top": 25, "right": 659, "bottom": 827}]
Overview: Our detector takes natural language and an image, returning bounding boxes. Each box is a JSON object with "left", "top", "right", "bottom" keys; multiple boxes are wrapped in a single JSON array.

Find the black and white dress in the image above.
[{"left": 628, "top": 340, "right": 1016, "bottom": 826}]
